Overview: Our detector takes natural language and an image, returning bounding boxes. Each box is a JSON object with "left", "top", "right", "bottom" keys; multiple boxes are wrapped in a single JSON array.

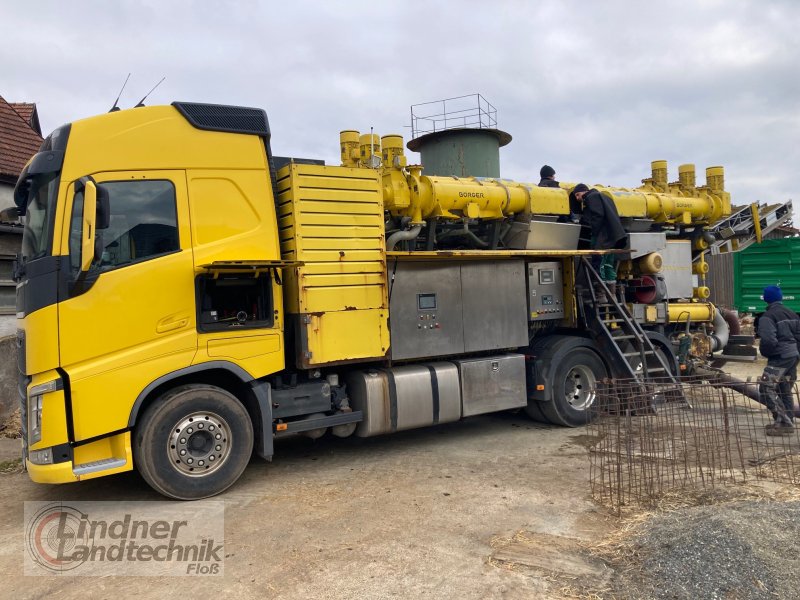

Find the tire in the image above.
[
  {"left": 524, "top": 336, "right": 608, "bottom": 427},
  {"left": 539, "top": 347, "right": 608, "bottom": 427},
  {"left": 133, "top": 384, "right": 254, "bottom": 500},
  {"left": 524, "top": 397, "right": 549, "bottom": 422}
]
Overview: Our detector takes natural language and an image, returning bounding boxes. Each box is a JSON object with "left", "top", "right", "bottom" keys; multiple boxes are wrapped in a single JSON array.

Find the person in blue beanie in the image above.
[{"left": 758, "top": 285, "right": 800, "bottom": 435}]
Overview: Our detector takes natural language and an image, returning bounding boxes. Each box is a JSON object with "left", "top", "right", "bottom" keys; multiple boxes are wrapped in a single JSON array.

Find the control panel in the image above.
[
  {"left": 416, "top": 293, "right": 441, "bottom": 331},
  {"left": 388, "top": 260, "right": 528, "bottom": 360},
  {"left": 527, "top": 261, "right": 564, "bottom": 321},
  {"left": 389, "top": 262, "right": 464, "bottom": 360}
]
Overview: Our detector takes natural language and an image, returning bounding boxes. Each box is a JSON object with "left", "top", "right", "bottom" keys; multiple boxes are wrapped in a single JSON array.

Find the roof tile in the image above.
[{"left": 0, "top": 95, "right": 44, "bottom": 180}]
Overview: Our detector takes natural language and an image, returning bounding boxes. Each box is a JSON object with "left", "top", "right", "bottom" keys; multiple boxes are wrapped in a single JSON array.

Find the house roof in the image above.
[
  {"left": 0, "top": 95, "right": 43, "bottom": 182},
  {"left": 9, "top": 102, "right": 41, "bottom": 136}
]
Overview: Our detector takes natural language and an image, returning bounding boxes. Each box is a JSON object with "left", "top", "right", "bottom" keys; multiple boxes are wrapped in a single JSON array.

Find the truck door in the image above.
[{"left": 58, "top": 170, "right": 196, "bottom": 441}]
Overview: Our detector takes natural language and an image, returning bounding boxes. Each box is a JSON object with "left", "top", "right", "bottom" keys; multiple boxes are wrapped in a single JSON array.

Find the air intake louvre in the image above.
[{"left": 172, "top": 102, "right": 271, "bottom": 138}]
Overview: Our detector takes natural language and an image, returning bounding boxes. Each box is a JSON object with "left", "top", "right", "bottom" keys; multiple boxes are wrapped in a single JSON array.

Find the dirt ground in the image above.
[
  {"left": 0, "top": 411, "right": 617, "bottom": 599},
  {"left": 0, "top": 355, "right": 794, "bottom": 599}
]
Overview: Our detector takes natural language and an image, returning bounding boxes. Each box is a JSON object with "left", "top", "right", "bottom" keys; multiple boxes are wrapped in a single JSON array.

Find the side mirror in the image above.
[
  {"left": 96, "top": 185, "right": 110, "bottom": 230},
  {"left": 81, "top": 181, "right": 98, "bottom": 272}
]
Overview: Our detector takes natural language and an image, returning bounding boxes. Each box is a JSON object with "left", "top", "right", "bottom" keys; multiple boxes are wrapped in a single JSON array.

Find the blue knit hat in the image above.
[{"left": 764, "top": 285, "right": 783, "bottom": 304}]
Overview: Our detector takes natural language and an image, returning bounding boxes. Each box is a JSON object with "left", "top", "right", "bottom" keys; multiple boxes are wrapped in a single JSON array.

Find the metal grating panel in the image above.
[
  {"left": 706, "top": 252, "right": 734, "bottom": 310},
  {"left": 276, "top": 163, "right": 389, "bottom": 367},
  {"left": 172, "top": 102, "right": 271, "bottom": 137}
]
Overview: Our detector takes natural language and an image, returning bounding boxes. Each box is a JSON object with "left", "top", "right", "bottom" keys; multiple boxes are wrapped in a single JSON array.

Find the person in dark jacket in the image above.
[
  {"left": 538, "top": 165, "right": 559, "bottom": 188},
  {"left": 758, "top": 285, "right": 800, "bottom": 435},
  {"left": 573, "top": 183, "right": 628, "bottom": 302}
]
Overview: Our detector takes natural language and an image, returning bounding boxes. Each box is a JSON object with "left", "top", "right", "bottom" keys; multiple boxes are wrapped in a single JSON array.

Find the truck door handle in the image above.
[{"left": 156, "top": 315, "right": 189, "bottom": 333}]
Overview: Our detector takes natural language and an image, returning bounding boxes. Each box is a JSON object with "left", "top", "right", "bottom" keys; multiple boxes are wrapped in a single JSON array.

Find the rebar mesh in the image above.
[{"left": 588, "top": 375, "right": 800, "bottom": 513}]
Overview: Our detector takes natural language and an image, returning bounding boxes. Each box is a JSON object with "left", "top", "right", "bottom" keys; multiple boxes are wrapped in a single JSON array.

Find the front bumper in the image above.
[
  {"left": 25, "top": 431, "right": 134, "bottom": 484},
  {"left": 26, "top": 460, "right": 79, "bottom": 484}
]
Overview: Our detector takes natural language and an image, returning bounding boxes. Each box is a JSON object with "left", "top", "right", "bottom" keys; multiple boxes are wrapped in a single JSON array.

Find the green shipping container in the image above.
[{"left": 734, "top": 237, "right": 800, "bottom": 313}]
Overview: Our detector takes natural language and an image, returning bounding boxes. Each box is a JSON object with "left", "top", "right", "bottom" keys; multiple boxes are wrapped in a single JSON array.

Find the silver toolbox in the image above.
[
  {"left": 454, "top": 353, "right": 527, "bottom": 417},
  {"left": 346, "top": 362, "right": 461, "bottom": 437},
  {"left": 627, "top": 232, "right": 666, "bottom": 259},
  {"left": 505, "top": 220, "right": 581, "bottom": 251}
]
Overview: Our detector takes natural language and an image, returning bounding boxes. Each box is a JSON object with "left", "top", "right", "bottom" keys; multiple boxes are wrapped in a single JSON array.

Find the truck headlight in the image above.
[
  {"left": 29, "top": 447, "right": 53, "bottom": 465},
  {"left": 28, "top": 379, "right": 61, "bottom": 446}
]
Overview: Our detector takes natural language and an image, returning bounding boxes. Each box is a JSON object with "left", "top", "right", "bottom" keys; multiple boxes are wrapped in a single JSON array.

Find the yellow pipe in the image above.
[
  {"left": 382, "top": 165, "right": 730, "bottom": 226},
  {"left": 668, "top": 302, "right": 715, "bottom": 323}
]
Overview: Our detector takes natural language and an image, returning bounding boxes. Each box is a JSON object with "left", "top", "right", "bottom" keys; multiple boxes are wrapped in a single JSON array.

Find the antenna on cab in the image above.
[
  {"left": 109, "top": 73, "right": 131, "bottom": 112},
  {"left": 134, "top": 77, "right": 166, "bottom": 108}
]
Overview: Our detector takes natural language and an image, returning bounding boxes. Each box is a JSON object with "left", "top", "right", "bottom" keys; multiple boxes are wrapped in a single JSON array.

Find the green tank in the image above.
[
  {"left": 734, "top": 237, "right": 800, "bottom": 313},
  {"left": 406, "top": 127, "right": 512, "bottom": 178}
]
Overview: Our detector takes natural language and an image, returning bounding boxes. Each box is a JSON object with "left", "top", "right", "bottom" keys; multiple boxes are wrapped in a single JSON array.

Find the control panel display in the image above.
[
  {"left": 418, "top": 293, "right": 437, "bottom": 310},
  {"left": 527, "top": 261, "right": 564, "bottom": 321}
]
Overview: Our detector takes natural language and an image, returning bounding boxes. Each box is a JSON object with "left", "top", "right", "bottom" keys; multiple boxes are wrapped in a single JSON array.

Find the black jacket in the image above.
[
  {"left": 581, "top": 189, "right": 627, "bottom": 249},
  {"left": 538, "top": 178, "right": 560, "bottom": 188},
  {"left": 758, "top": 301, "right": 800, "bottom": 359}
]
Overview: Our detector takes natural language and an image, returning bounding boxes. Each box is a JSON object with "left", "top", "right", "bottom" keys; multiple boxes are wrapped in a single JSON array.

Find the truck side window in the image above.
[{"left": 69, "top": 179, "right": 179, "bottom": 275}]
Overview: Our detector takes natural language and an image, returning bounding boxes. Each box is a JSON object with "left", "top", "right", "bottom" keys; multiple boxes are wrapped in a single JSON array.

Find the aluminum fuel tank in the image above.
[{"left": 346, "top": 362, "right": 461, "bottom": 437}]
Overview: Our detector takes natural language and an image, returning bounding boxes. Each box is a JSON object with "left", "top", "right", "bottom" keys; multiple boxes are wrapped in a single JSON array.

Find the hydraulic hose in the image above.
[
  {"left": 710, "top": 307, "right": 730, "bottom": 353},
  {"left": 386, "top": 225, "right": 422, "bottom": 251},
  {"left": 693, "top": 366, "right": 762, "bottom": 404}
]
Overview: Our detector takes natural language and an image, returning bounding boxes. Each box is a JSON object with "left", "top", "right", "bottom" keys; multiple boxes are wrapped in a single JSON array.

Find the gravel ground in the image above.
[
  {"left": 577, "top": 357, "right": 800, "bottom": 599},
  {"left": 605, "top": 500, "right": 800, "bottom": 599}
]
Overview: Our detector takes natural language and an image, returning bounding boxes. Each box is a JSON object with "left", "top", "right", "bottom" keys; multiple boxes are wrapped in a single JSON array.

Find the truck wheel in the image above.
[
  {"left": 133, "top": 384, "right": 254, "bottom": 500},
  {"left": 524, "top": 398, "right": 548, "bottom": 422},
  {"left": 538, "top": 347, "right": 608, "bottom": 427}
]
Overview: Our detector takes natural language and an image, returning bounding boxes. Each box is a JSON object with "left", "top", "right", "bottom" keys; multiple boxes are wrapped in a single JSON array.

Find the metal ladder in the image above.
[{"left": 579, "top": 258, "right": 681, "bottom": 389}]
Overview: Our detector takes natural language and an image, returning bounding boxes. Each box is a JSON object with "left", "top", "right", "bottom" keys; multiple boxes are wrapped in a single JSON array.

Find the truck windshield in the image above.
[{"left": 21, "top": 171, "right": 60, "bottom": 262}]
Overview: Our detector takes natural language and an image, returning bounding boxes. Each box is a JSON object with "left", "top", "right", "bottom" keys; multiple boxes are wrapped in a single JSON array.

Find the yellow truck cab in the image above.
[
  {"left": 17, "top": 104, "right": 290, "bottom": 498},
  {"left": 14, "top": 102, "right": 747, "bottom": 499}
]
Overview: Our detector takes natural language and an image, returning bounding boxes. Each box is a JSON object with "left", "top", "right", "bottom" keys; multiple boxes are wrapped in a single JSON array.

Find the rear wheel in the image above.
[
  {"left": 539, "top": 348, "right": 608, "bottom": 426},
  {"left": 134, "top": 384, "right": 254, "bottom": 500},
  {"left": 525, "top": 337, "right": 608, "bottom": 427}
]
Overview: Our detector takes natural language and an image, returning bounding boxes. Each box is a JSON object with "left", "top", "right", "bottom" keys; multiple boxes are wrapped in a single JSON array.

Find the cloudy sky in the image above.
[{"left": 3, "top": 0, "right": 799, "bottom": 206}]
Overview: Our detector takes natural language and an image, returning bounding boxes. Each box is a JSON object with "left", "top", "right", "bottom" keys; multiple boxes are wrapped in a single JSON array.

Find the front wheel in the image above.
[{"left": 133, "top": 384, "right": 254, "bottom": 500}]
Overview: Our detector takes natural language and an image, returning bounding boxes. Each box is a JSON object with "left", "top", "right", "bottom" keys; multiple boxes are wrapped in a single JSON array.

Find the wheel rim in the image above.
[
  {"left": 564, "top": 365, "right": 597, "bottom": 410},
  {"left": 168, "top": 411, "right": 231, "bottom": 477}
]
